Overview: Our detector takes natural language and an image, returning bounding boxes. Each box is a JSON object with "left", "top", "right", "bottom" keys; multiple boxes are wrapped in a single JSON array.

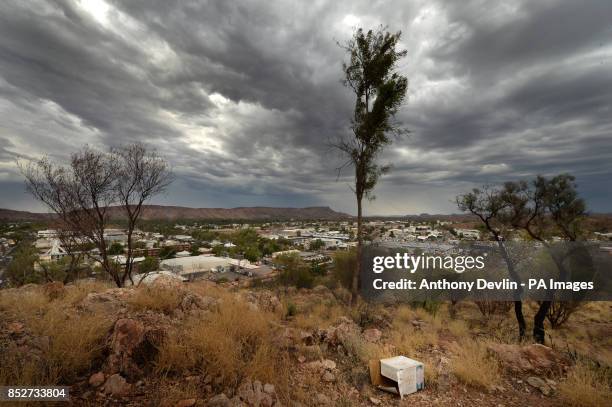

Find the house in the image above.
[{"left": 39, "top": 239, "right": 67, "bottom": 261}]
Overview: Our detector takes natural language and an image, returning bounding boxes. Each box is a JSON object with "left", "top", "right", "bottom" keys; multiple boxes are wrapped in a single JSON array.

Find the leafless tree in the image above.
[
  {"left": 21, "top": 144, "right": 173, "bottom": 287},
  {"left": 112, "top": 143, "right": 173, "bottom": 285}
]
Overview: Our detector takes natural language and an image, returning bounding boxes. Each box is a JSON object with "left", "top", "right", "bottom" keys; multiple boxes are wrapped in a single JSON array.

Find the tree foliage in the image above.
[{"left": 336, "top": 26, "right": 408, "bottom": 303}]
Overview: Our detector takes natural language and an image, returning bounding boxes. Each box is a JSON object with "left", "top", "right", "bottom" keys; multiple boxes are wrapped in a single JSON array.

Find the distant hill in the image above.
[
  {"left": 0, "top": 205, "right": 350, "bottom": 222},
  {"left": 0, "top": 208, "right": 54, "bottom": 222}
]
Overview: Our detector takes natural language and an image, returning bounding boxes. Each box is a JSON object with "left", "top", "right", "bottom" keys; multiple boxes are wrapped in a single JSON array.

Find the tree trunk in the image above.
[
  {"left": 351, "top": 196, "right": 362, "bottom": 306},
  {"left": 533, "top": 301, "right": 551, "bottom": 343},
  {"left": 496, "top": 238, "right": 526, "bottom": 341},
  {"left": 514, "top": 301, "right": 526, "bottom": 341}
]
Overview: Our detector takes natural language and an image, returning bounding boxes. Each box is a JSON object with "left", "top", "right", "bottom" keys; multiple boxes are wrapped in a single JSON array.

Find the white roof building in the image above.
[{"left": 161, "top": 255, "right": 233, "bottom": 276}]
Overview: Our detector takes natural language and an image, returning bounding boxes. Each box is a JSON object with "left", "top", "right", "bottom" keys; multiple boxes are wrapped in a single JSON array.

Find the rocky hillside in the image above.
[
  {"left": 0, "top": 281, "right": 610, "bottom": 406},
  {"left": 0, "top": 205, "right": 350, "bottom": 222}
]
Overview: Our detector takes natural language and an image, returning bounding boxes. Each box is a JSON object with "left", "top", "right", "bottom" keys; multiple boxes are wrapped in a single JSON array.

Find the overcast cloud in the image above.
[{"left": 0, "top": 0, "right": 610, "bottom": 215}]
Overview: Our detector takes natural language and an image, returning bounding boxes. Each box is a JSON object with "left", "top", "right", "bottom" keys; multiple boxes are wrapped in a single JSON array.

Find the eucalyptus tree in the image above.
[
  {"left": 336, "top": 26, "right": 408, "bottom": 303},
  {"left": 457, "top": 186, "right": 527, "bottom": 340},
  {"left": 502, "top": 174, "right": 586, "bottom": 343}
]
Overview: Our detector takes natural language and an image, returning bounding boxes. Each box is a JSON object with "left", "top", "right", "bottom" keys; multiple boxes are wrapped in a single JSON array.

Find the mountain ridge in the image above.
[{"left": 0, "top": 205, "right": 350, "bottom": 221}]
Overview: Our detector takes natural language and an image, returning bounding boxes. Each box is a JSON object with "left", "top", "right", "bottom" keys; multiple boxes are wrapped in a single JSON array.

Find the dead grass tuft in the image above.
[
  {"left": 155, "top": 297, "right": 290, "bottom": 393},
  {"left": 557, "top": 361, "right": 611, "bottom": 407},
  {"left": 292, "top": 301, "right": 346, "bottom": 331},
  {"left": 0, "top": 308, "right": 111, "bottom": 385},
  {"left": 391, "top": 328, "right": 439, "bottom": 355},
  {"left": 450, "top": 339, "right": 500, "bottom": 389},
  {"left": 128, "top": 285, "right": 183, "bottom": 314}
]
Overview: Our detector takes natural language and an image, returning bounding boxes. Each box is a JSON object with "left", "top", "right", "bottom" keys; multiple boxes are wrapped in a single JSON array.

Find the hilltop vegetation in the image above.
[{"left": 1, "top": 280, "right": 610, "bottom": 406}]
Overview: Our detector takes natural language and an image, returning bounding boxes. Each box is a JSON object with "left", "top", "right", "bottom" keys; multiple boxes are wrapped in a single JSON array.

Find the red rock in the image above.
[
  {"left": 103, "top": 374, "right": 131, "bottom": 396},
  {"left": 89, "top": 372, "right": 105, "bottom": 387},
  {"left": 106, "top": 318, "right": 145, "bottom": 379},
  {"left": 363, "top": 328, "right": 382, "bottom": 342},
  {"left": 487, "top": 343, "right": 566, "bottom": 373},
  {"left": 175, "top": 398, "right": 196, "bottom": 407},
  {"left": 7, "top": 322, "right": 24, "bottom": 335}
]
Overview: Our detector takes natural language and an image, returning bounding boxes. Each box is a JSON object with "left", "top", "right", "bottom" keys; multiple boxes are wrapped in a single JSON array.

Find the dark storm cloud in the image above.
[{"left": 0, "top": 0, "right": 610, "bottom": 214}]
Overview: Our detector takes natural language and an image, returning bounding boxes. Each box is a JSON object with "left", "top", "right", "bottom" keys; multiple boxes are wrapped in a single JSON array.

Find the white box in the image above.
[{"left": 380, "top": 356, "right": 424, "bottom": 398}]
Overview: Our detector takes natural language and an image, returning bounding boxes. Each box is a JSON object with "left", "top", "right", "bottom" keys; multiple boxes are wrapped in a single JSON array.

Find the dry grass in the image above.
[
  {"left": 447, "top": 319, "right": 469, "bottom": 338},
  {"left": 390, "top": 328, "right": 439, "bottom": 355},
  {"left": 557, "top": 362, "right": 612, "bottom": 407},
  {"left": 0, "top": 286, "right": 49, "bottom": 317},
  {"left": 340, "top": 329, "right": 392, "bottom": 363},
  {"left": 155, "top": 297, "right": 290, "bottom": 394},
  {"left": 127, "top": 285, "right": 183, "bottom": 314},
  {"left": 393, "top": 304, "right": 416, "bottom": 324},
  {"left": 62, "top": 280, "right": 113, "bottom": 305},
  {"left": 292, "top": 301, "right": 346, "bottom": 331},
  {"left": 0, "top": 308, "right": 111, "bottom": 385},
  {"left": 0, "top": 282, "right": 113, "bottom": 386},
  {"left": 450, "top": 339, "right": 500, "bottom": 389}
]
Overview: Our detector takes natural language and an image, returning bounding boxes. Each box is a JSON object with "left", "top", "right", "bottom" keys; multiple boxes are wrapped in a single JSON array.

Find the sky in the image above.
[{"left": 0, "top": 0, "right": 611, "bottom": 215}]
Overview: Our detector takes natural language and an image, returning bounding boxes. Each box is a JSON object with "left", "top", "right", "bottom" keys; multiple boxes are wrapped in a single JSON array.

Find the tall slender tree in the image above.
[{"left": 336, "top": 27, "right": 408, "bottom": 303}]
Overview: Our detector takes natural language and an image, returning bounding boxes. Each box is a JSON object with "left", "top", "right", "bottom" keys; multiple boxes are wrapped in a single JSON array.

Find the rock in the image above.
[
  {"left": 363, "top": 328, "right": 382, "bottom": 342},
  {"left": 411, "top": 319, "right": 425, "bottom": 328},
  {"left": 321, "top": 371, "right": 335, "bottom": 382},
  {"left": 317, "top": 317, "right": 360, "bottom": 349},
  {"left": 79, "top": 288, "right": 133, "bottom": 314},
  {"left": 487, "top": 343, "right": 565, "bottom": 374},
  {"left": 103, "top": 374, "right": 131, "bottom": 396},
  {"left": 151, "top": 275, "right": 184, "bottom": 289},
  {"left": 236, "top": 379, "right": 275, "bottom": 406},
  {"left": 207, "top": 393, "right": 231, "bottom": 407},
  {"left": 243, "top": 291, "right": 282, "bottom": 313},
  {"left": 7, "top": 322, "right": 24, "bottom": 335},
  {"left": 106, "top": 318, "right": 145, "bottom": 377},
  {"left": 300, "top": 330, "right": 315, "bottom": 346},
  {"left": 263, "top": 384, "right": 275, "bottom": 395},
  {"left": 306, "top": 359, "right": 336, "bottom": 372},
  {"left": 297, "top": 355, "right": 306, "bottom": 363},
  {"left": 314, "top": 393, "right": 331, "bottom": 405},
  {"left": 321, "top": 359, "right": 336, "bottom": 370},
  {"left": 369, "top": 397, "right": 381, "bottom": 405},
  {"left": 89, "top": 372, "right": 105, "bottom": 387},
  {"left": 175, "top": 398, "right": 197, "bottom": 407},
  {"left": 526, "top": 376, "right": 553, "bottom": 396},
  {"left": 522, "top": 344, "right": 560, "bottom": 371},
  {"left": 43, "top": 281, "right": 65, "bottom": 300},
  {"left": 180, "top": 292, "right": 218, "bottom": 314}
]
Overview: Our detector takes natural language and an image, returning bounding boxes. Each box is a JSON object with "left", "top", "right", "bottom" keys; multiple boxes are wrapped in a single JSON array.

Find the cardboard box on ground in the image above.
[{"left": 369, "top": 356, "right": 424, "bottom": 399}]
